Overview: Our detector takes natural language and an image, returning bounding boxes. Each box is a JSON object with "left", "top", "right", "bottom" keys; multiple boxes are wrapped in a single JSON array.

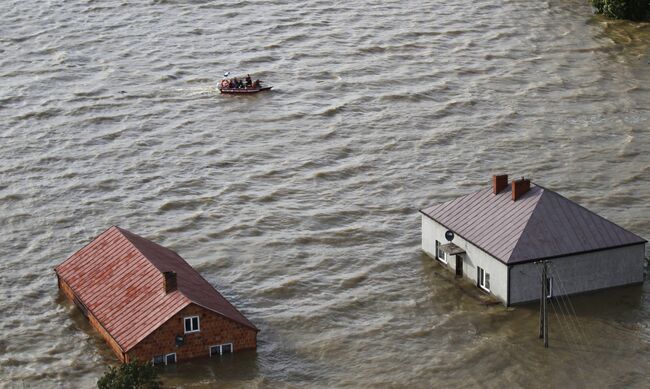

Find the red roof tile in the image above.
[
  {"left": 421, "top": 182, "right": 646, "bottom": 264},
  {"left": 55, "top": 226, "right": 257, "bottom": 352}
]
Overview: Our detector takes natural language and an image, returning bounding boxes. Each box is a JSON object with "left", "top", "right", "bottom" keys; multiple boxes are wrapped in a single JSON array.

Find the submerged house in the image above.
[
  {"left": 55, "top": 226, "right": 258, "bottom": 364},
  {"left": 420, "top": 175, "right": 646, "bottom": 306}
]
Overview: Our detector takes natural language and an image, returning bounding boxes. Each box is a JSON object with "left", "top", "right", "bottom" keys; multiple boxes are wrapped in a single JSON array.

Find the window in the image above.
[
  {"left": 184, "top": 316, "right": 200, "bottom": 333},
  {"left": 152, "top": 355, "right": 164, "bottom": 365},
  {"left": 435, "top": 240, "right": 447, "bottom": 264},
  {"left": 477, "top": 266, "right": 490, "bottom": 292},
  {"left": 209, "top": 343, "right": 234, "bottom": 357},
  {"left": 165, "top": 353, "right": 176, "bottom": 365}
]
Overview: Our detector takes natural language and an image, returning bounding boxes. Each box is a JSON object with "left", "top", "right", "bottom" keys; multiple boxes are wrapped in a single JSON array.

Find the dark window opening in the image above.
[
  {"left": 165, "top": 353, "right": 176, "bottom": 365},
  {"left": 210, "top": 343, "right": 233, "bottom": 357},
  {"left": 184, "top": 316, "right": 200, "bottom": 333},
  {"left": 152, "top": 355, "right": 164, "bottom": 365}
]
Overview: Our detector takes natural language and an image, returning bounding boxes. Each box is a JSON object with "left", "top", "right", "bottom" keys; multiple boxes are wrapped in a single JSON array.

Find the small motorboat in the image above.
[
  {"left": 219, "top": 85, "right": 273, "bottom": 94},
  {"left": 219, "top": 74, "right": 272, "bottom": 94}
]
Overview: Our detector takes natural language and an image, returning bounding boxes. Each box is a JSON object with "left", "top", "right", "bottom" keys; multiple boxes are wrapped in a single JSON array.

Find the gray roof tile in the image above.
[{"left": 421, "top": 183, "right": 646, "bottom": 264}]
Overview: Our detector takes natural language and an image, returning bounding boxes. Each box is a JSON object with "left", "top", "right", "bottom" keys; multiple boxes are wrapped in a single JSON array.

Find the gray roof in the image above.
[{"left": 420, "top": 183, "right": 646, "bottom": 264}]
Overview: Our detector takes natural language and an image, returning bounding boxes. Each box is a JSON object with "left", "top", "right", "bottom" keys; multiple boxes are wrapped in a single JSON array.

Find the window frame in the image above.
[
  {"left": 165, "top": 353, "right": 177, "bottom": 365},
  {"left": 477, "top": 266, "right": 490, "bottom": 292},
  {"left": 209, "top": 344, "right": 221, "bottom": 357},
  {"left": 221, "top": 343, "right": 233, "bottom": 354},
  {"left": 435, "top": 240, "right": 447, "bottom": 264},
  {"left": 209, "top": 343, "right": 234, "bottom": 357},
  {"left": 152, "top": 355, "right": 164, "bottom": 365},
  {"left": 184, "top": 316, "right": 200, "bottom": 334}
]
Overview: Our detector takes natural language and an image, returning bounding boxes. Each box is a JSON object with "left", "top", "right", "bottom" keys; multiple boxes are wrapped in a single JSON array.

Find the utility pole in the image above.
[{"left": 538, "top": 261, "right": 549, "bottom": 348}]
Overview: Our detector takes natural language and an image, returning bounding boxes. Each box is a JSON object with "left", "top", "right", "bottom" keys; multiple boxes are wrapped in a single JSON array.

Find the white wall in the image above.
[
  {"left": 421, "top": 215, "right": 509, "bottom": 304},
  {"left": 509, "top": 244, "right": 646, "bottom": 304}
]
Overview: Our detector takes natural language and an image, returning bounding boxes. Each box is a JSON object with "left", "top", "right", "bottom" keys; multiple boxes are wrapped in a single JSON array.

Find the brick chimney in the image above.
[
  {"left": 163, "top": 271, "right": 177, "bottom": 294},
  {"left": 512, "top": 177, "right": 531, "bottom": 201},
  {"left": 492, "top": 174, "right": 508, "bottom": 194}
]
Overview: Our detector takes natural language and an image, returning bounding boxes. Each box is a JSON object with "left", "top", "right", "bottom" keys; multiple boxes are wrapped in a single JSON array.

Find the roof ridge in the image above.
[
  {"left": 506, "top": 186, "right": 546, "bottom": 262},
  {"left": 115, "top": 227, "right": 175, "bottom": 273},
  {"left": 531, "top": 182, "right": 647, "bottom": 243}
]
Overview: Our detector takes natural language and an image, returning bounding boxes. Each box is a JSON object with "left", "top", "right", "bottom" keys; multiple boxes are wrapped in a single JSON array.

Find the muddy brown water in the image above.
[{"left": 1, "top": 0, "right": 649, "bottom": 387}]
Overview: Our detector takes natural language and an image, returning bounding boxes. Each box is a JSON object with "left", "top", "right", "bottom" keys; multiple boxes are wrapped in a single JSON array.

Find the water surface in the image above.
[{"left": 1, "top": 0, "right": 649, "bottom": 387}]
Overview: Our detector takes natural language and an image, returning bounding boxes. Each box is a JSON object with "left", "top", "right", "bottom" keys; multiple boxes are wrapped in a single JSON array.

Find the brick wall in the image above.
[
  {"left": 127, "top": 303, "right": 257, "bottom": 363},
  {"left": 57, "top": 275, "right": 126, "bottom": 362}
]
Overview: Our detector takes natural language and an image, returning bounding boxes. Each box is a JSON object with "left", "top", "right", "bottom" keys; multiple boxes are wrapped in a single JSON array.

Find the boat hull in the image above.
[{"left": 219, "top": 86, "right": 272, "bottom": 94}]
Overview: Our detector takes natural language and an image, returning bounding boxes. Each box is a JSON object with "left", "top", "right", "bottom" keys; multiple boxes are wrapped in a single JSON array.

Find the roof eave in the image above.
[
  {"left": 189, "top": 301, "right": 259, "bottom": 332},
  {"left": 57, "top": 274, "right": 128, "bottom": 353},
  {"left": 508, "top": 241, "right": 647, "bottom": 265}
]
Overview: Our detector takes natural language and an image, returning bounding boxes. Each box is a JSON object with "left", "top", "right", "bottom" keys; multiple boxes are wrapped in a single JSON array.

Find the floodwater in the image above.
[{"left": 1, "top": 0, "right": 649, "bottom": 387}]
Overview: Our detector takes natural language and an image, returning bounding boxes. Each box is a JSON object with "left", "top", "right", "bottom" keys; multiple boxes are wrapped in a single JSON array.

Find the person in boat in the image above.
[
  {"left": 228, "top": 79, "right": 235, "bottom": 88},
  {"left": 245, "top": 74, "right": 252, "bottom": 88},
  {"left": 253, "top": 79, "right": 261, "bottom": 88},
  {"left": 232, "top": 78, "right": 239, "bottom": 88}
]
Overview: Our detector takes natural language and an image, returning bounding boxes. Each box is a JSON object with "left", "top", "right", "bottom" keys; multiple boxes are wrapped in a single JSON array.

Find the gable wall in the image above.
[
  {"left": 127, "top": 303, "right": 257, "bottom": 363},
  {"left": 422, "top": 215, "right": 509, "bottom": 304},
  {"left": 509, "top": 243, "right": 646, "bottom": 304}
]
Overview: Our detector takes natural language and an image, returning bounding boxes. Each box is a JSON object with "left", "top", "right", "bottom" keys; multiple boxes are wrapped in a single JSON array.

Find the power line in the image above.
[
  {"left": 535, "top": 261, "right": 589, "bottom": 353},
  {"left": 549, "top": 295, "right": 582, "bottom": 350},
  {"left": 549, "top": 266, "right": 591, "bottom": 350}
]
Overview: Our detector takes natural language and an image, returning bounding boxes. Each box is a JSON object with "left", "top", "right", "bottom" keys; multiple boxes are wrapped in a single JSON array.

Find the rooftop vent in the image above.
[
  {"left": 512, "top": 177, "right": 530, "bottom": 201},
  {"left": 163, "top": 271, "right": 177, "bottom": 294},
  {"left": 492, "top": 174, "right": 508, "bottom": 194}
]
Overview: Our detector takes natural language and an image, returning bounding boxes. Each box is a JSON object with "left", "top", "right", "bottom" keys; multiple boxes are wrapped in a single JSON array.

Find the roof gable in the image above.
[
  {"left": 55, "top": 226, "right": 257, "bottom": 352},
  {"left": 421, "top": 183, "right": 646, "bottom": 264},
  {"left": 118, "top": 228, "right": 257, "bottom": 332}
]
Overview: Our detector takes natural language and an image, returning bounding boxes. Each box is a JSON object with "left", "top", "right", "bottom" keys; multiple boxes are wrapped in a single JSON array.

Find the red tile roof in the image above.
[
  {"left": 420, "top": 182, "right": 646, "bottom": 264},
  {"left": 55, "top": 226, "right": 257, "bottom": 352}
]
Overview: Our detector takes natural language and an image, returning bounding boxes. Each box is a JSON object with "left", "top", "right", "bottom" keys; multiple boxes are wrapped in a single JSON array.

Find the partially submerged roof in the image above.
[
  {"left": 55, "top": 226, "right": 257, "bottom": 352},
  {"left": 420, "top": 182, "right": 646, "bottom": 264}
]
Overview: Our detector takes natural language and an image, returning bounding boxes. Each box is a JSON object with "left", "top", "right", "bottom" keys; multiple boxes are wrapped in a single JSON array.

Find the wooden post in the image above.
[
  {"left": 538, "top": 261, "right": 549, "bottom": 348},
  {"left": 543, "top": 261, "right": 548, "bottom": 348},
  {"left": 539, "top": 262, "right": 544, "bottom": 339}
]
